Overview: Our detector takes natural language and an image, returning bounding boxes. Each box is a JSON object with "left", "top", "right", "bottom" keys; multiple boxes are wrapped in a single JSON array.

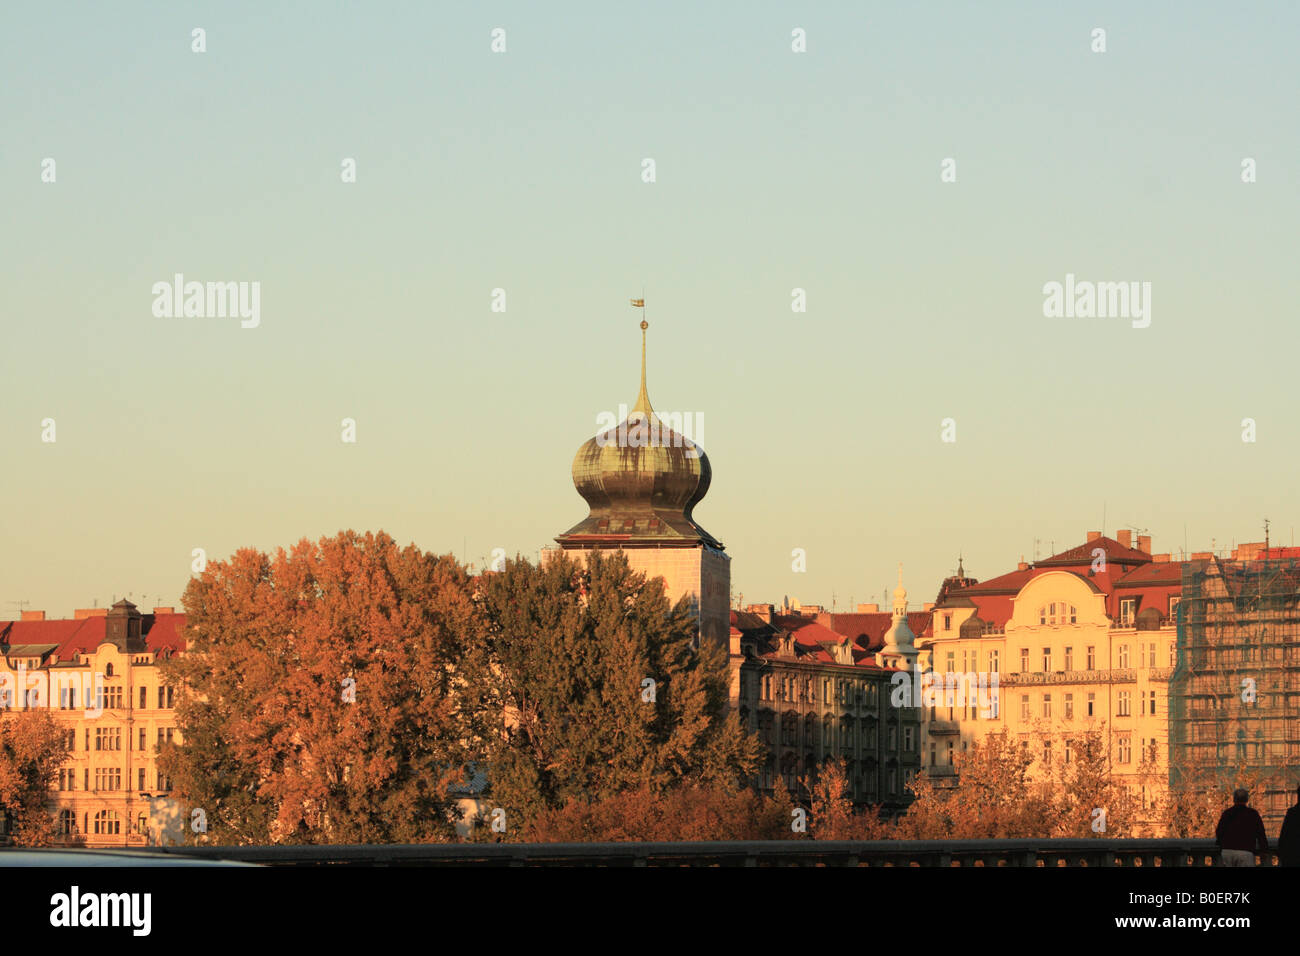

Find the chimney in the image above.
[
  {"left": 1017, "top": 557, "right": 1029, "bottom": 571},
  {"left": 857, "top": 603, "right": 880, "bottom": 613},
  {"left": 20, "top": 610, "right": 45, "bottom": 621},
  {"left": 1086, "top": 531, "right": 1102, "bottom": 542},
  {"left": 1191, "top": 551, "right": 1213, "bottom": 560},
  {"left": 1137, "top": 535, "right": 1151, "bottom": 554},
  {"left": 74, "top": 608, "right": 108, "bottom": 620},
  {"left": 1117, "top": 529, "right": 1132, "bottom": 548},
  {"left": 923, "top": 602, "right": 935, "bottom": 611},
  {"left": 1153, "top": 553, "right": 1170, "bottom": 563},
  {"left": 152, "top": 606, "right": 176, "bottom": 615}
]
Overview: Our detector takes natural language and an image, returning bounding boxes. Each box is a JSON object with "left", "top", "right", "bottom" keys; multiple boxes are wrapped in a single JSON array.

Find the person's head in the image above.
[{"left": 1233, "top": 788, "right": 1249, "bottom": 805}]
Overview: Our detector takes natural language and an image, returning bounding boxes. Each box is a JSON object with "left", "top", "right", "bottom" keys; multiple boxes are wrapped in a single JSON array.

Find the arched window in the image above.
[
  {"left": 93, "top": 810, "right": 120, "bottom": 835},
  {"left": 105, "top": 663, "right": 114, "bottom": 677},
  {"left": 58, "top": 809, "right": 76, "bottom": 835}
]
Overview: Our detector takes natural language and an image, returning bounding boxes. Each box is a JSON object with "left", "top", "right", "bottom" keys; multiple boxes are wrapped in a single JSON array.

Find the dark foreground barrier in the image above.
[{"left": 124, "top": 839, "right": 1277, "bottom": 867}]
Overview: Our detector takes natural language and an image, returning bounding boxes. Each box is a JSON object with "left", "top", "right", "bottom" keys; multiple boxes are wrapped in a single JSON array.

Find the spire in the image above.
[
  {"left": 957, "top": 553, "right": 965, "bottom": 577},
  {"left": 633, "top": 318, "right": 653, "bottom": 415}
]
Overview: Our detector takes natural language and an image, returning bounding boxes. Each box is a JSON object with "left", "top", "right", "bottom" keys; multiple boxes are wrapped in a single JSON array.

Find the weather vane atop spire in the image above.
[{"left": 630, "top": 297, "right": 652, "bottom": 414}]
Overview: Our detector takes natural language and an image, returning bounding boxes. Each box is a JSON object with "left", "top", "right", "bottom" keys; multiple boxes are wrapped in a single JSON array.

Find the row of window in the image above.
[
  {"left": 3, "top": 684, "right": 176, "bottom": 711},
  {"left": 940, "top": 597, "right": 1182, "bottom": 632},
  {"left": 754, "top": 712, "right": 916, "bottom": 752},
  {"left": 1017, "top": 689, "right": 1158, "bottom": 720},
  {"left": 61, "top": 726, "right": 175, "bottom": 753},
  {"left": 751, "top": 672, "right": 882, "bottom": 707},
  {"left": 57, "top": 809, "right": 153, "bottom": 837},
  {"left": 54, "top": 767, "right": 172, "bottom": 792},
  {"left": 933, "top": 736, "right": 1161, "bottom": 769}
]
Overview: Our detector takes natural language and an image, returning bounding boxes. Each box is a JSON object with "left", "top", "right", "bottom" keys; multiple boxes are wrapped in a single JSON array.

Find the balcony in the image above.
[{"left": 927, "top": 720, "right": 961, "bottom": 735}]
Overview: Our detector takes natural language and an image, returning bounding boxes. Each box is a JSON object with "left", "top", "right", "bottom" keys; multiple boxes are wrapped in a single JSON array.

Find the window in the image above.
[
  {"left": 65, "top": 729, "right": 74, "bottom": 751},
  {"left": 1065, "top": 693, "right": 1074, "bottom": 720},
  {"left": 947, "top": 741, "right": 955, "bottom": 765},
  {"left": 58, "top": 768, "right": 76, "bottom": 791},
  {"left": 1145, "top": 690, "right": 1157, "bottom": 715},
  {"left": 1118, "top": 691, "right": 1131, "bottom": 717},
  {"left": 1119, "top": 599, "right": 1137, "bottom": 626},
  {"left": 93, "top": 810, "right": 120, "bottom": 835},
  {"left": 58, "top": 809, "right": 76, "bottom": 835},
  {"left": 139, "top": 686, "right": 147, "bottom": 709},
  {"left": 1042, "top": 649, "right": 1052, "bottom": 672},
  {"left": 137, "top": 813, "right": 148, "bottom": 836},
  {"left": 1064, "top": 647, "right": 1073, "bottom": 671},
  {"left": 1064, "top": 740, "right": 1073, "bottom": 764},
  {"left": 1147, "top": 642, "right": 1156, "bottom": 668},
  {"left": 1043, "top": 740, "right": 1052, "bottom": 763},
  {"left": 1087, "top": 646, "right": 1096, "bottom": 670},
  {"left": 95, "top": 727, "right": 121, "bottom": 751},
  {"left": 989, "top": 650, "right": 999, "bottom": 674},
  {"left": 94, "top": 767, "right": 122, "bottom": 791},
  {"left": 903, "top": 726, "right": 914, "bottom": 751},
  {"left": 1042, "top": 694, "right": 1052, "bottom": 718},
  {"left": 930, "top": 743, "right": 937, "bottom": 767},
  {"left": 1117, "top": 736, "right": 1132, "bottom": 764},
  {"left": 1118, "top": 644, "right": 1129, "bottom": 668},
  {"left": 1039, "top": 606, "right": 1047, "bottom": 625},
  {"left": 1069, "top": 606, "right": 1077, "bottom": 624},
  {"left": 945, "top": 651, "right": 955, "bottom": 673},
  {"left": 944, "top": 614, "right": 952, "bottom": 631},
  {"left": 1169, "top": 596, "right": 1180, "bottom": 620},
  {"left": 1020, "top": 648, "right": 1029, "bottom": 672},
  {"left": 1020, "top": 694, "right": 1030, "bottom": 720},
  {"left": 1087, "top": 693, "right": 1096, "bottom": 717},
  {"left": 138, "top": 767, "right": 146, "bottom": 792},
  {"left": 157, "top": 771, "right": 172, "bottom": 791},
  {"left": 158, "top": 685, "right": 173, "bottom": 708}
]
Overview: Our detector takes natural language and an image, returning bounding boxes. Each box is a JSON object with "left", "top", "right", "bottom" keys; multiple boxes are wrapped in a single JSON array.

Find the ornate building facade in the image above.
[
  {"left": 0, "top": 600, "right": 185, "bottom": 847},
  {"left": 730, "top": 575, "right": 924, "bottom": 811},
  {"left": 920, "top": 531, "right": 1183, "bottom": 819}
]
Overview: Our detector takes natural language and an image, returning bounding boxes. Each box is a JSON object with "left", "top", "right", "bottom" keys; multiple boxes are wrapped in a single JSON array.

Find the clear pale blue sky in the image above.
[{"left": 3, "top": 2, "right": 1298, "bottom": 617}]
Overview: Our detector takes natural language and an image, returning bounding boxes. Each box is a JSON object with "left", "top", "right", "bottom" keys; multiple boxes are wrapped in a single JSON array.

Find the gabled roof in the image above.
[{"left": 1036, "top": 536, "right": 1150, "bottom": 568}]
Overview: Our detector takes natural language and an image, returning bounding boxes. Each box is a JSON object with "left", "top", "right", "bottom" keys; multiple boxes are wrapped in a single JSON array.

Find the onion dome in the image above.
[
  {"left": 556, "top": 319, "right": 722, "bottom": 550},
  {"left": 879, "top": 564, "right": 918, "bottom": 670}
]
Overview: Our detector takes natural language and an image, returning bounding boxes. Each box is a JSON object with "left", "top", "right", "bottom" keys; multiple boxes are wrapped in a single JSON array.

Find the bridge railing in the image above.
[{"left": 136, "top": 839, "right": 1279, "bottom": 867}]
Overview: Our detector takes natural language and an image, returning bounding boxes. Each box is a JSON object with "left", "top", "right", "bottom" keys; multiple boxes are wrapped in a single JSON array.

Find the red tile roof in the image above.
[
  {"left": 0, "top": 612, "right": 187, "bottom": 662},
  {"left": 1037, "top": 536, "right": 1151, "bottom": 568}
]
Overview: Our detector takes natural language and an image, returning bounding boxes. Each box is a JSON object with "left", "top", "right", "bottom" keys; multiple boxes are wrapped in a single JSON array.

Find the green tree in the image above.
[
  {"left": 160, "top": 531, "right": 482, "bottom": 844},
  {"left": 471, "top": 550, "right": 762, "bottom": 835},
  {"left": 0, "top": 710, "right": 70, "bottom": 846}
]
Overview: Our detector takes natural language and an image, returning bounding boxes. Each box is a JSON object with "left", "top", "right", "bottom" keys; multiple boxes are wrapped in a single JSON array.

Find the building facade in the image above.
[
  {"left": 1170, "top": 547, "right": 1300, "bottom": 833},
  {"left": 0, "top": 600, "right": 185, "bottom": 847},
  {"left": 730, "top": 576, "right": 924, "bottom": 811},
  {"left": 920, "top": 532, "right": 1182, "bottom": 818}
]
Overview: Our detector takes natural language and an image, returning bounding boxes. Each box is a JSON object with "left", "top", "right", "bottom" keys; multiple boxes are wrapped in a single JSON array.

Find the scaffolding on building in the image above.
[{"left": 1170, "top": 557, "right": 1300, "bottom": 833}]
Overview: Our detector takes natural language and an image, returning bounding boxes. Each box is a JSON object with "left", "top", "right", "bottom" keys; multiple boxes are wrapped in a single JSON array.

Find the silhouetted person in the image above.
[
  {"left": 1278, "top": 784, "right": 1300, "bottom": 868},
  {"left": 1216, "top": 788, "right": 1268, "bottom": 866}
]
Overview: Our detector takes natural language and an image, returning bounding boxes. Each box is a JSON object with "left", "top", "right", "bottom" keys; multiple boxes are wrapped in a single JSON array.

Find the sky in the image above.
[{"left": 3, "top": 1, "right": 1299, "bottom": 618}]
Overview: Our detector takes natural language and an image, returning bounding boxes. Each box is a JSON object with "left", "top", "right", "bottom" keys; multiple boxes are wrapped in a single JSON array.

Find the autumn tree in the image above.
[
  {"left": 893, "top": 729, "right": 1053, "bottom": 838},
  {"left": 469, "top": 550, "right": 763, "bottom": 836},
  {"left": 804, "top": 758, "right": 857, "bottom": 840},
  {"left": 0, "top": 710, "right": 70, "bottom": 846},
  {"left": 1048, "top": 725, "right": 1143, "bottom": 837},
  {"left": 523, "top": 783, "right": 794, "bottom": 841},
  {"left": 159, "top": 531, "right": 484, "bottom": 844}
]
